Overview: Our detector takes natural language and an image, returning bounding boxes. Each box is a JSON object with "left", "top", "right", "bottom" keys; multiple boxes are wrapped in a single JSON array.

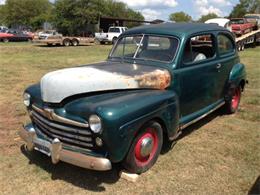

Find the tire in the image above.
[
  {"left": 112, "top": 37, "right": 117, "bottom": 45},
  {"left": 241, "top": 42, "right": 245, "bottom": 51},
  {"left": 71, "top": 39, "right": 79, "bottom": 46},
  {"left": 63, "top": 39, "right": 71, "bottom": 47},
  {"left": 100, "top": 41, "right": 105, "bottom": 45},
  {"left": 224, "top": 86, "right": 241, "bottom": 114},
  {"left": 123, "top": 121, "right": 163, "bottom": 174},
  {"left": 47, "top": 43, "right": 53, "bottom": 46},
  {"left": 3, "top": 38, "right": 9, "bottom": 43}
]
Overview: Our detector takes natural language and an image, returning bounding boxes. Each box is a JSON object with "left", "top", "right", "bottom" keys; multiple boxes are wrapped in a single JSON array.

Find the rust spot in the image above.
[{"left": 135, "top": 70, "right": 171, "bottom": 90}]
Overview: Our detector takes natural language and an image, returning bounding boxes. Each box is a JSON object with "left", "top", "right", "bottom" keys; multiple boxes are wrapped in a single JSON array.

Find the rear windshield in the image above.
[
  {"left": 245, "top": 15, "right": 260, "bottom": 19},
  {"left": 109, "top": 28, "right": 120, "bottom": 33},
  {"left": 230, "top": 19, "right": 244, "bottom": 24}
]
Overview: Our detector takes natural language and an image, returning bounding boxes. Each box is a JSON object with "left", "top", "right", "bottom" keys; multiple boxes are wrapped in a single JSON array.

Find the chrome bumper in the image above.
[{"left": 19, "top": 124, "right": 112, "bottom": 171}]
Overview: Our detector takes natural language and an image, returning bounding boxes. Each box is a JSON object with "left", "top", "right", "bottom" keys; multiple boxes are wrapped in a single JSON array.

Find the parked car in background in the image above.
[
  {"left": 244, "top": 14, "right": 260, "bottom": 30},
  {"left": 205, "top": 18, "right": 232, "bottom": 31},
  {"left": 37, "top": 30, "right": 62, "bottom": 40},
  {"left": 20, "top": 23, "right": 247, "bottom": 174},
  {"left": 0, "top": 26, "right": 8, "bottom": 32},
  {"left": 0, "top": 29, "right": 33, "bottom": 42},
  {"left": 95, "top": 26, "right": 128, "bottom": 44},
  {"left": 230, "top": 18, "right": 254, "bottom": 36}
]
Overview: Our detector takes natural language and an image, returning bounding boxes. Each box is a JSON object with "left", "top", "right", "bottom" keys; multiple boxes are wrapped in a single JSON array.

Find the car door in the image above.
[
  {"left": 176, "top": 33, "right": 220, "bottom": 119},
  {"left": 214, "top": 32, "right": 237, "bottom": 99}
]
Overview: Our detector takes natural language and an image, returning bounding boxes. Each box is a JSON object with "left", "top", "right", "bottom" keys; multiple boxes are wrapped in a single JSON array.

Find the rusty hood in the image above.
[{"left": 41, "top": 61, "right": 171, "bottom": 103}]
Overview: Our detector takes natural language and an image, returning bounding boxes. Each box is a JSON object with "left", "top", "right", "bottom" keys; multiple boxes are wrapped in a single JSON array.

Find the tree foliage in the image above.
[
  {"left": 229, "top": 0, "right": 260, "bottom": 18},
  {"left": 197, "top": 13, "right": 219, "bottom": 23},
  {"left": 0, "top": 0, "right": 52, "bottom": 29},
  {"left": 53, "top": 0, "right": 144, "bottom": 35},
  {"left": 169, "top": 11, "right": 192, "bottom": 22}
]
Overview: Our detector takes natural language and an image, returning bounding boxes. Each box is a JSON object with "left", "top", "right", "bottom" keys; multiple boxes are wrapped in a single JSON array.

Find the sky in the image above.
[{"left": 0, "top": 0, "right": 239, "bottom": 21}]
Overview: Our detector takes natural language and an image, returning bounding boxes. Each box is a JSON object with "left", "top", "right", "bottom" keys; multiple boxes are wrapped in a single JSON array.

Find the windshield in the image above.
[{"left": 110, "top": 35, "right": 178, "bottom": 62}]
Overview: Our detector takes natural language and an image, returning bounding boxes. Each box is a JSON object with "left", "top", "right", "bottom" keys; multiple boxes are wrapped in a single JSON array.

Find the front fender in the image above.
[
  {"left": 65, "top": 90, "right": 179, "bottom": 162},
  {"left": 98, "top": 90, "right": 179, "bottom": 163}
]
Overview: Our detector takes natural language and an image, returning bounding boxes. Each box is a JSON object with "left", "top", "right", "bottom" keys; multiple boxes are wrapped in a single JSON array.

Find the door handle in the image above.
[{"left": 216, "top": 63, "right": 222, "bottom": 69}]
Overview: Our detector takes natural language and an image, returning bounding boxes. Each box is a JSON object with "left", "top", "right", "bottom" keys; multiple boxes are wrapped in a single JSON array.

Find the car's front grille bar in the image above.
[{"left": 31, "top": 104, "right": 94, "bottom": 149}]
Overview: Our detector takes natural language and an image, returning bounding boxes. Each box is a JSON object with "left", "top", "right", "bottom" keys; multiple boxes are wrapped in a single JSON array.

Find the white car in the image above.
[
  {"left": 95, "top": 26, "right": 128, "bottom": 44},
  {"left": 205, "top": 18, "right": 232, "bottom": 31}
]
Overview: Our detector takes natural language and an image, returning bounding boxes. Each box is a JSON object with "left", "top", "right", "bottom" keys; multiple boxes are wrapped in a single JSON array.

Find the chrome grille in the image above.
[{"left": 31, "top": 106, "right": 93, "bottom": 149}]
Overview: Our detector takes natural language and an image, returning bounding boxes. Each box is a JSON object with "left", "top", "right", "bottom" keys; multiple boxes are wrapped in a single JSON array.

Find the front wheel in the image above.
[
  {"left": 3, "top": 38, "right": 9, "bottom": 43},
  {"left": 123, "top": 121, "right": 163, "bottom": 174},
  {"left": 63, "top": 39, "right": 71, "bottom": 47},
  {"left": 224, "top": 86, "right": 241, "bottom": 114}
]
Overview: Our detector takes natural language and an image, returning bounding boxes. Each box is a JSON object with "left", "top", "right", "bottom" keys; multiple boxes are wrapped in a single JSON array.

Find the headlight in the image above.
[
  {"left": 23, "top": 93, "right": 31, "bottom": 106},
  {"left": 89, "top": 115, "right": 102, "bottom": 133}
]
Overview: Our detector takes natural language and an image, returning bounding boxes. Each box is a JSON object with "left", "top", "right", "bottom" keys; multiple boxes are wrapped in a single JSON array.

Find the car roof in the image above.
[{"left": 123, "top": 23, "right": 229, "bottom": 38}]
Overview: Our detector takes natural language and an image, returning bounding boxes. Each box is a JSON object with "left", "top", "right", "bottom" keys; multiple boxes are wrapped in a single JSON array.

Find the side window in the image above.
[
  {"left": 183, "top": 34, "right": 215, "bottom": 64},
  {"left": 217, "top": 34, "right": 235, "bottom": 55}
]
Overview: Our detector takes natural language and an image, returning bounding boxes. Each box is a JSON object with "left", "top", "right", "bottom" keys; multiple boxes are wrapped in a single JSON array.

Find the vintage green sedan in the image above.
[{"left": 20, "top": 23, "right": 247, "bottom": 174}]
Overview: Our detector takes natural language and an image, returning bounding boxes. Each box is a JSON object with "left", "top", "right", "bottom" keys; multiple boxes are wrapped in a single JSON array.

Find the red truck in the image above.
[{"left": 230, "top": 18, "right": 254, "bottom": 36}]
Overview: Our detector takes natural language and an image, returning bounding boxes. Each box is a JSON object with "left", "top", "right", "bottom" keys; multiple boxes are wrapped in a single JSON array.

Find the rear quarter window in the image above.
[{"left": 217, "top": 34, "right": 235, "bottom": 56}]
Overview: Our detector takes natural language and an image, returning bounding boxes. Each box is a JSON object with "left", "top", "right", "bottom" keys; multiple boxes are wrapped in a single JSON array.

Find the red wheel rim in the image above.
[
  {"left": 231, "top": 88, "right": 241, "bottom": 109},
  {"left": 134, "top": 128, "right": 158, "bottom": 167}
]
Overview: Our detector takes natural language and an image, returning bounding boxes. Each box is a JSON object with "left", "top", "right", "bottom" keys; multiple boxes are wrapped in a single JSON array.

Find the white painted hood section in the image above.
[{"left": 41, "top": 63, "right": 171, "bottom": 103}]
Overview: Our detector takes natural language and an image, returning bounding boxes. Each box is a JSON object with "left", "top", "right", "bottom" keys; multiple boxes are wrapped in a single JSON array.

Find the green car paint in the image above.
[{"left": 24, "top": 23, "right": 246, "bottom": 163}]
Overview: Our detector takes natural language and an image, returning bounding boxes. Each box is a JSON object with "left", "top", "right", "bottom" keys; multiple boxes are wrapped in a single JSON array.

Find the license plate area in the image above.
[{"left": 34, "top": 138, "right": 51, "bottom": 156}]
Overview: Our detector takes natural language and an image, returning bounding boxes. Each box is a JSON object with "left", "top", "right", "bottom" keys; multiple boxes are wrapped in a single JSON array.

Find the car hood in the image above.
[{"left": 41, "top": 61, "right": 171, "bottom": 103}]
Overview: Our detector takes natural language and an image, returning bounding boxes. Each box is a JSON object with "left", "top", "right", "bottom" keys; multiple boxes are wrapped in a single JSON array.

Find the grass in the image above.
[{"left": 0, "top": 42, "right": 259, "bottom": 194}]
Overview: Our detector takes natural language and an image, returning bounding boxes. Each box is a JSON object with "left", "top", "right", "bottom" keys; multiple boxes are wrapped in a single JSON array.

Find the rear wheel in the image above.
[
  {"left": 112, "top": 37, "right": 117, "bottom": 45},
  {"left": 224, "top": 86, "right": 241, "bottom": 114},
  {"left": 123, "top": 121, "right": 163, "bottom": 174},
  {"left": 71, "top": 39, "right": 79, "bottom": 46}
]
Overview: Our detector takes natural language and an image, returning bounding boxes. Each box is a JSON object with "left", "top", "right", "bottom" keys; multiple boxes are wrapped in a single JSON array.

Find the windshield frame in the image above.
[{"left": 108, "top": 34, "right": 180, "bottom": 64}]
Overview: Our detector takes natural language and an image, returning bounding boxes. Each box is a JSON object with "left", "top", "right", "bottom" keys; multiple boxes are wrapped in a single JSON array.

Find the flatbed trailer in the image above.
[
  {"left": 34, "top": 36, "right": 95, "bottom": 46},
  {"left": 235, "top": 29, "right": 260, "bottom": 51}
]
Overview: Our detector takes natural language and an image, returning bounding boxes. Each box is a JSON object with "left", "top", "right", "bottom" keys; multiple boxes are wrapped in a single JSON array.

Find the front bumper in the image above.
[{"left": 19, "top": 124, "right": 112, "bottom": 171}]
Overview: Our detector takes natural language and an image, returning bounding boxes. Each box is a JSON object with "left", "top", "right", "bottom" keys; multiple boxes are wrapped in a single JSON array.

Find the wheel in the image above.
[
  {"left": 112, "top": 37, "right": 117, "bottom": 45},
  {"left": 123, "top": 121, "right": 163, "bottom": 174},
  {"left": 241, "top": 42, "right": 245, "bottom": 51},
  {"left": 3, "top": 38, "right": 9, "bottom": 43},
  {"left": 224, "top": 86, "right": 241, "bottom": 114},
  {"left": 100, "top": 41, "right": 105, "bottom": 45},
  {"left": 71, "top": 39, "right": 79, "bottom": 46},
  {"left": 63, "top": 39, "right": 71, "bottom": 47}
]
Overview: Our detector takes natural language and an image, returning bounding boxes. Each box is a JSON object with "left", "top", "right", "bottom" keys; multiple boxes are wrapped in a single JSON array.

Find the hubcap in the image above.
[
  {"left": 140, "top": 137, "right": 154, "bottom": 157},
  {"left": 134, "top": 128, "right": 158, "bottom": 166}
]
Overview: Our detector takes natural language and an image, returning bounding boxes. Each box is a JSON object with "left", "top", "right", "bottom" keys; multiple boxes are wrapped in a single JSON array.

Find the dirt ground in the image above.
[{"left": 0, "top": 43, "right": 259, "bottom": 194}]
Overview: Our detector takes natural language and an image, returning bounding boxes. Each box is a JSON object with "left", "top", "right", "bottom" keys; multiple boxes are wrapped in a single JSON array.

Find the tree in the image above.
[
  {"left": 197, "top": 13, "right": 218, "bottom": 23},
  {"left": 229, "top": 0, "right": 260, "bottom": 18},
  {"left": 1, "top": 0, "right": 52, "bottom": 29},
  {"left": 53, "top": 0, "right": 144, "bottom": 35},
  {"left": 169, "top": 12, "right": 192, "bottom": 22}
]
